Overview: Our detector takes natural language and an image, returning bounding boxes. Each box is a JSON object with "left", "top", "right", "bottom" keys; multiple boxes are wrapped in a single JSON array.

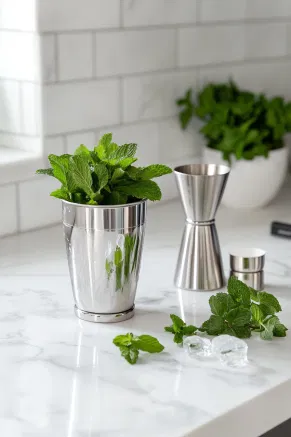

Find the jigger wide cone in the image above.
[{"left": 174, "top": 164, "right": 230, "bottom": 291}]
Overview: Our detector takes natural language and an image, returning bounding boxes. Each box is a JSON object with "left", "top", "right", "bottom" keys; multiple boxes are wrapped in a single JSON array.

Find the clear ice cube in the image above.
[
  {"left": 212, "top": 335, "right": 248, "bottom": 367},
  {"left": 183, "top": 336, "right": 212, "bottom": 358}
]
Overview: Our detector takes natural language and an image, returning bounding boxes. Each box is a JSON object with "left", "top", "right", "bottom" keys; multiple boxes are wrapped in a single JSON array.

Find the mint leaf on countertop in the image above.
[
  {"left": 113, "top": 332, "right": 164, "bottom": 364},
  {"left": 258, "top": 292, "right": 282, "bottom": 314},
  {"left": 227, "top": 276, "right": 250, "bottom": 307},
  {"left": 164, "top": 314, "right": 198, "bottom": 344}
]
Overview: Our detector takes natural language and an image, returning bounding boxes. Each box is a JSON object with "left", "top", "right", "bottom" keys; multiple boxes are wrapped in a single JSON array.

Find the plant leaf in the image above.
[
  {"left": 36, "top": 168, "right": 54, "bottom": 176},
  {"left": 201, "top": 315, "right": 225, "bottom": 335},
  {"left": 113, "top": 333, "right": 133, "bottom": 347},
  {"left": 133, "top": 335, "right": 164, "bottom": 353},
  {"left": 116, "top": 180, "right": 161, "bottom": 201},
  {"left": 170, "top": 314, "right": 185, "bottom": 330},
  {"left": 260, "top": 316, "right": 279, "bottom": 340},
  {"left": 74, "top": 144, "right": 91, "bottom": 156},
  {"left": 68, "top": 155, "right": 93, "bottom": 196},
  {"left": 227, "top": 276, "right": 250, "bottom": 307},
  {"left": 48, "top": 154, "right": 70, "bottom": 186},
  {"left": 209, "top": 293, "right": 236, "bottom": 317},
  {"left": 258, "top": 292, "right": 281, "bottom": 314},
  {"left": 139, "top": 164, "right": 172, "bottom": 180},
  {"left": 94, "top": 163, "right": 108, "bottom": 191},
  {"left": 164, "top": 326, "right": 175, "bottom": 334},
  {"left": 50, "top": 188, "right": 70, "bottom": 201},
  {"left": 182, "top": 325, "right": 198, "bottom": 335},
  {"left": 173, "top": 332, "right": 184, "bottom": 344},
  {"left": 273, "top": 321, "right": 288, "bottom": 337},
  {"left": 120, "top": 345, "right": 139, "bottom": 365},
  {"left": 225, "top": 307, "right": 251, "bottom": 327}
]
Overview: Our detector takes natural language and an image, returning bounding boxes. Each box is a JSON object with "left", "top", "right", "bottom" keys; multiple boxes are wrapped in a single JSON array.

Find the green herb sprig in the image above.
[
  {"left": 164, "top": 314, "right": 198, "bottom": 344},
  {"left": 165, "top": 277, "right": 287, "bottom": 342},
  {"left": 176, "top": 80, "right": 291, "bottom": 162},
  {"left": 36, "top": 133, "right": 172, "bottom": 205},
  {"left": 113, "top": 333, "right": 164, "bottom": 364}
]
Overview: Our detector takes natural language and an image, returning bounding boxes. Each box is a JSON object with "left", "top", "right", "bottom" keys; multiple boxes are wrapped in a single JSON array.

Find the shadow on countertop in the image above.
[{"left": 261, "top": 419, "right": 291, "bottom": 437}]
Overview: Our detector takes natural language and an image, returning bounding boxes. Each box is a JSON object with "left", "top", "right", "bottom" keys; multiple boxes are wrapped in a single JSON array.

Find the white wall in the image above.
[{"left": 1, "top": 0, "right": 291, "bottom": 236}]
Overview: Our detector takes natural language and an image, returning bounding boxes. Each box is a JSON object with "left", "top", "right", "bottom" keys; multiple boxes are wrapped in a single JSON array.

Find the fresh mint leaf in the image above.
[
  {"left": 133, "top": 335, "right": 164, "bottom": 353},
  {"left": 251, "top": 303, "right": 263, "bottom": 324},
  {"left": 273, "top": 321, "right": 288, "bottom": 337},
  {"left": 120, "top": 345, "right": 139, "bottom": 365},
  {"left": 111, "top": 168, "right": 125, "bottom": 183},
  {"left": 232, "top": 325, "right": 251, "bottom": 339},
  {"left": 126, "top": 166, "right": 141, "bottom": 180},
  {"left": 74, "top": 144, "right": 90, "bottom": 156},
  {"left": 94, "top": 163, "right": 108, "bottom": 191},
  {"left": 68, "top": 155, "right": 93, "bottom": 197},
  {"left": 111, "top": 143, "right": 137, "bottom": 163},
  {"left": 36, "top": 168, "right": 54, "bottom": 176},
  {"left": 116, "top": 180, "right": 162, "bottom": 201},
  {"left": 139, "top": 164, "right": 172, "bottom": 180},
  {"left": 94, "top": 136, "right": 117, "bottom": 161},
  {"left": 113, "top": 332, "right": 164, "bottom": 364},
  {"left": 201, "top": 315, "right": 225, "bottom": 335},
  {"left": 225, "top": 307, "right": 251, "bottom": 327},
  {"left": 48, "top": 154, "right": 70, "bottom": 186},
  {"left": 114, "top": 247, "right": 123, "bottom": 266},
  {"left": 183, "top": 325, "right": 198, "bottom": 335},
  {"left": 260, "top": 316, "right": 279, "bottom": 340},
  {"left": 113, "top": 333, "right": 133, "bottom": 347},
  {"left": 209, "top": 293, "right": 236, "bottom": 316},
  {"left": 170, "top": 314, "right": 185, "bottom": 331},
  {"left": 120, "top": 157, "right": 138, "bottom": 169},
  {"left": 227, "top": 276, "right": 250, "bottom": 307},
  {"left": 99, "top": 133, "right": 112, "bottom": 148},
  {"left": 174, "top": 332, "right": 184, "bottom": 344},
  {"left": 164, "top": 326, "right": 175, "bottom": 334},
  {"left": 50, "top": 188, "right": 70, "bottom": 201},
  {"left": 258, "top": 292, "right": 282, "bottom": 314},
  {"left": 250, "top": 287, "right": 259, "bottom": 302}
]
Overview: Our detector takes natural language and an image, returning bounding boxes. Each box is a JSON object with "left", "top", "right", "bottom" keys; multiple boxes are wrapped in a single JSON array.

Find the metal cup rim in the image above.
[
  {"left": 61, "top": 198, "right": 147, "bottom": 209},
  {"left": 174, "top": 163, "right": 230, "bottom": 177}
]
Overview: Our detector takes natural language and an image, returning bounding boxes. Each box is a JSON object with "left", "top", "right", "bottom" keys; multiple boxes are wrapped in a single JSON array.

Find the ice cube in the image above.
[
  {"left": 183, "top": 336, "right": 212, "bottom": 358},
  {"left": 212, "top": 335, "right": 248, "bottom": 367}
]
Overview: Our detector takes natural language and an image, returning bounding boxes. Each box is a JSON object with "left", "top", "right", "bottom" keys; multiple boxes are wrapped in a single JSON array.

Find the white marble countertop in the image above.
[{"left": 1, "top": 185, "right": 291, "bottom": 437}]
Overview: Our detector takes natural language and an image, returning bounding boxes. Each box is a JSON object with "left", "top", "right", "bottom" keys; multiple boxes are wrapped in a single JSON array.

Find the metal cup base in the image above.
[
  {"left": 230, "top": 271, "right": 264, "bottom": 291},
  {"left": 74, "top": 305, "right": 135, "bottom": 323}
]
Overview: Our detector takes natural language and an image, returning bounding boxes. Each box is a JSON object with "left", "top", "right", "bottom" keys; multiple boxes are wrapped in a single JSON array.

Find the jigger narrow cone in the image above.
[{"left": 174, "top": 164, "right": 230, "bottom": 291}]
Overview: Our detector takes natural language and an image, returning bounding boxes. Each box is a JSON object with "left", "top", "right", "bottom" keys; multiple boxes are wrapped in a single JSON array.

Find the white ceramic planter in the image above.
[{"left": 202, "top": 147, "right": 289, "bottom": 209}]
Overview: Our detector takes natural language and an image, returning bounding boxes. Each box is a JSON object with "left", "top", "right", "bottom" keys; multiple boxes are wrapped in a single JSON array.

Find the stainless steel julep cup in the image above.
[
  {"left": 174, "top": 164, "right": 230, "bottom": 291},
  {"left": 62, "top": 200, "right": 147, "bottom": 323}
]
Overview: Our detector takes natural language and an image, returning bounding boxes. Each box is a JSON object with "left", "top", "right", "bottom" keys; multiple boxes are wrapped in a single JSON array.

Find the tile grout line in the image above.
[
  {"left": 120, "top": 0, "right": 124, "bottom": 27},
  {"left": 119, "top": 77, "right": 124, "bottom": 124},
  {"left": 18, "top": 82, "right": 24, "bottom": 133}
]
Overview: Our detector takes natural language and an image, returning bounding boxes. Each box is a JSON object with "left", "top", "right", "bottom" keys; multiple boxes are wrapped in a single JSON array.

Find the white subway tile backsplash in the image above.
[
  {"left": 44, "top": 137, "right": 65, "bottom": 157},
  {"left": 0, "top": 133, "right": 40, "bottom": 153},
  {"left": 99, "top": 122, "right": 160, "bottom": 166},
  {"left": 178, "top": 25, "right": 245, "bottom": 67},
  {"left": 41, "top": 35, "right": 56, "bottom": 83},
  {"left": 123, "top": 70, "right": 198, "bottom": 123},
  {"left": 245, "top": 23, "right": 288, "bottom": 59},
  {"left": 43, "top": 80, "right": 120, "bottom": 134},
  {"left": 66, "top": 131, "right": 96, "bottom": 154},
  {"left": 199, "top": 61, "right": 291, "bottom": 98},
  {"left": 199, "top": 0, "right": 246, "bottom": 23},
  {"left": 19, "top": 177, "right": 61, "bottom": 232},
  {"left": 0, "top": 184, "right": 17, "bottom": 237},
  {"left": 0, "top": 31, "right": 39, "bottom": 81},
  {"left": 158, "top": 118, "right": 203, "bottom": 163},
  {"left": 0, "top": 0, "right": 36, "bottom": 31},
  {"left": 95, "top": 29, "right": 176, "bottom": 77},
  {"left": 38, "top": 0, "right": 120, "bottom": 31},
  {"left": 21, "top": 84, "right": 42, "bottom": 135},
  {"left": 123, "top": 0, "right": 197, "bottom": 27},
  {"left": 246, "top": 0, "right": 291, "bottom": 19},
  {"left": 0, "top": 81, "right": 21, "bottom": 133},
  {"left": 58, "top": 33, "right": 93, "bottom": 81}
]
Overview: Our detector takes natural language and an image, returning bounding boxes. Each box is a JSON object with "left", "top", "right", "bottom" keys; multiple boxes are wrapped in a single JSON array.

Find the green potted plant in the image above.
[
  {"left": 36, "top": 133, "right": 172, "bottom": 323},
  {"left": 177, "top": 80, "right": 291, "bottom": 208}
]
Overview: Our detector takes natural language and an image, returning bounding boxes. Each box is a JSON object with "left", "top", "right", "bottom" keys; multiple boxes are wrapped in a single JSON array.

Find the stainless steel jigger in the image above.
[{"left": 174, "top": 164, "right": 230, "bottom": 291}]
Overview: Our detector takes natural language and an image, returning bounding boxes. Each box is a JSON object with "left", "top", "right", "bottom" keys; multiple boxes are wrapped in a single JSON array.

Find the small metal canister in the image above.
[{"left": 229, "top": 248, "right": 265, "bottom": 291}]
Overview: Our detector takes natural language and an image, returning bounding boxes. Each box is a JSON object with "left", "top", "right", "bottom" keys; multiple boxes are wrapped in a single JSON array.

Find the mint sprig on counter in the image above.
[
  {"left": 36, "top": 133, "right": 172, "bottom": 205},
  {"left": 113, "top": 332, "right": 164, "bottom": 364},
  {"left": 164, "top": 314, "right": 198, "bottom": 344},
  {"left": 165, "top": 277, "right": 287, "bottom": 342}
]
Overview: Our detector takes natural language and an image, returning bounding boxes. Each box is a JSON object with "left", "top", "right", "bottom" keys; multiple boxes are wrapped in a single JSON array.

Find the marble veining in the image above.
[{"left": 1, "top": 194, "right": 291, "bottom": 437}]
